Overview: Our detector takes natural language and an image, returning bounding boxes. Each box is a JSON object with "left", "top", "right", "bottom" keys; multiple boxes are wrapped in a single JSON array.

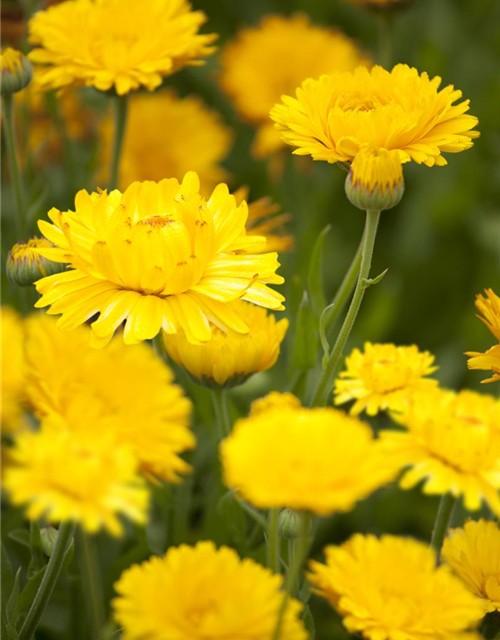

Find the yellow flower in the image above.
[
  {"left": 220, "top": 393, "right": 394, "bottom": 515},
  {"left": 163, "top": 300, "right": 288, "bottom": 387},
  {"left": 1, "top": 307, "right": 27, "bottom": 434},
  {"left": 28, "top": 0, "right": 216, "bottom": 95},
  {"left": 271, "top": 64, "right": 479, "bottom": 167},
  {"left": 7, "top": 238, "right": 65, "bottom": 286},
  {"left": 308, "top": 534, "right": 484, "bottom": 640},
  {"left": 113, "top": 540, "right": 307, "bottom": 640},
  {"left": 466, "top": 289, "right": 500, "bottom": 383},
  {"left": 219, "top": 13, "right": 370, "bottom": 158},
  {"left": 443, "top": 519, "right": 500, "bottom": 613},
  {"left": 235, "top": 187, "right": 294, "bottom": 253},
  {"left": 334, "top": 342, "right": 438, "bottom": 416},
  {"left": 34, "top": 172, "right": 285, "bottom": 347},
  {"left": 100, "top": 89, "right": 232, "bottom": 192},
  {"left": 1, "top": 47, "right": 32, "bottom": 95},
  {"left": 380, "top": 388, "right": 500, "bottom": 514},
  {"left": 24, "top": 314, "right": 194, "bottom": 483},
  {"left": 4, "top": 424, "right": 148, "bottom": 536}
]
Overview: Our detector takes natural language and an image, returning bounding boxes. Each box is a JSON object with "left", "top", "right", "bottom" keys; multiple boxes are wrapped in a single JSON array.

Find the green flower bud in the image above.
[
  {"left": 7, "top": 238, "right": 66, "bottom": 287},
  {"left": 40, "top": 526, "right": 59, "bottom": 557},
  {"left": 278, "top": 508, "right": 312, "bottom": 540},
  {"left": 345, "top": 144, "right": 404, "bottom": 212},
  {"left": 1, "top": 48, "right": 32, "bottom": 96}
]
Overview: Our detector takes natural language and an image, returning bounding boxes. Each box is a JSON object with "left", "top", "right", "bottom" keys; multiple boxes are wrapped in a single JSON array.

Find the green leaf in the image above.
[
  {"left": 291, "top": 292, "right": 318, "bottom": 371},
  {"left": 7, "top": 530, "right": 30, "bottom": 549},
  {"left": 5, "top": 567, "right": 21, "bottom": 630},
  {"left": 1, "top": 542, "right": 14, "bottom": 600},
  {"left": 17, "top": 566, "right": 47, "bottom": 620},
  {"left": 319, "top": 303, "right": 335, "bottom": 369},
  {"left": 307, "top": 224, "right": 331, "bottom": 319},
  {"left": 217, "top": 491, "right": 248, "bottom": 549},
  {"left": 303, "top": 604, "right": 316, "bottom": 639}
]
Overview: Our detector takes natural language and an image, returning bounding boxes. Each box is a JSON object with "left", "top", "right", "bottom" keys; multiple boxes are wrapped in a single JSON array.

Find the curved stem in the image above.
[
  {"left": 2, "top": 93, "right": 27, "bottom": 239},
  {"left": 324, "top": 234, "right": 364, "bottom": 336},
  {"left": 77, "top": 528, "right": 104, "bottom": 639},
  {"left": 211, "top": 388, "right": 232, "bottom": 439},
  {"left": 430, "top": 493, "right": 457, "bottom": 562},
  {"left": 19, "top": 521, "right": 75, "bottom": 640},
  {"left": 108, "top": 94, "right": 128, "bottom": 190},
  {"left": 310, "top": 210, "right": 381, "bottom": 407},
  {"left": 267, "top": 509, "right": 281, "bottom": 573}
]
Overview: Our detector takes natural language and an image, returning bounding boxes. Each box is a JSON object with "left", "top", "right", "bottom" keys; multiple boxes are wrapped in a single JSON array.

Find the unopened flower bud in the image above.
[
  {"left": 278, "top": 508, "right": 312, "bottom": 539},
  {"left": 345, "top": 144, "right": 404, "bottom": 212},
  {"left": 40, "top": 526, "right": 59, "bottom": 556},
  {"left": 1, "top": 48, "right": 32, "bottom": 96},
  {"left": 7, "top": 238, "right": 66, "bottom": 287}
]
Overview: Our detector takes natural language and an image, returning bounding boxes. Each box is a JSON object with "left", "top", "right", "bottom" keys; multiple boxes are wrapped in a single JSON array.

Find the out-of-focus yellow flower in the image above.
[
  {"left": 271, "top": 64, "right": 479, "bottom": 168},
  {"left": 380, "top": 388, "right": 500, "bottom": 515},
  {"left": 34, "top": 173, "right": 285, "bottom": 347},
  {"left": 1, "top": 47, "right": 32, "bottom": 95},
  {"left": 163, "top": 300, "right": 288, "bottom": 388},
  {"left": 100, "top": 90, "right": 232, "bottom": 192},
  {"left": 113, "top": 541, "right": 307, "bottom": 640},
  {"left": 221, "top": 392, "right": 395, "bottom": 515},
  {"left": 25, "top": 314, "right": 194, "bottom": 483},
  {"left": 4, "top": 424, "right": 148, "bottom": 536},
  {"left": 1, "top": 307, "right": 26, "bottom": 434},
  {"left": 7, "top": 238, "right": 65, "bottom": 286},
  {"left": 28, "top": 0, "right": 216, "bottom": 95},
  {"left": 308, "top": 534, "right": 484, "bottom": 640},
  {"left": 443, "top": 519, "right": 500, "bottom": 613},
  {"left": 466, "top": 289, "right": 500, "bottom": 383},
  {"left": 235, "top": 187, "right": 294, "bottom": 253},
  {"left": 219, "top": 14, "right": 370, "bottom": 158},
  {"left": 334, "top": 342, "right": 438, "bottom": 416}
]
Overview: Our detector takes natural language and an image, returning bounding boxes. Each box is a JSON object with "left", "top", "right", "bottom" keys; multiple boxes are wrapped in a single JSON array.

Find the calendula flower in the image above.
[
  {"left": 164, "top": 300, "right": 288, "bottom": 387},
  {"left": 28, "top": 0, "right": 216, "bottom": 95},
  {"left": 220, "top": 14, "right": 369, "bottom": 158},
  {"left": 7, "top": 238, "right": 65, "bottom": 286},
  {"left": 271, "top": 64, "right": 479, "bottom": 167},
  {"left": 1, "top": 307, "right": 27, "bottom": 434},
  {"left": 221, "top": 393, "right": 394, "bottom": 515},
  {"left": 1, "top": 47, "right": 32, "bottom": 95},
  {"left": 34, "top": 173, "right": 285, "bottom": 347},
  {"left": 308, "top": 534, "right": 484, "bottom": 640},
  {"left": 380, "top": 388, "right": 500, "bottom": 515},
  {"left": 236, "top": 187, "right": 294, "bottom": 253},
  {"left": 25, "top": 314, "right": 194, "bottom": 483},
  {"left": 466, "top": 289, "right": 500, "bottom": 383},
  {"left": 334, "top": 342, "right": 438, "bottom": 416},
  {"left": 100, "top": 90, "right": 232, "bottom": 192},
  {"left": 443, "top": 519, "right": 500, "bottom": 613},
  {"left": 4, "top": 424, "right": 148, "bottom": 536},
  {"left": 113, "top": 541, "right": 307, "bottom": 640}
]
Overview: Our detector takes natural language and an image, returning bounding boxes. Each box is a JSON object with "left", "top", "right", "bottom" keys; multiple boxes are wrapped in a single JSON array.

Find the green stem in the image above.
[
  {"left": 211, "top": 388, "right": 232, "bottom": 439},
  {"left": 77, "top": 528, "right": 104, "bottom": 639},
  {"left": 2, "top": 93, "right": 27, "bottom": 238},
  {"left": 267, "top": 509, "right": 281, "bottom": 573},
  {"left": 324, "top": 233, "right": 364, "bottom": 336},
  {"left": 310, "top": 210, "right": 381, "bottom": 407},
  {"left": 430, "top": 493, "right": 457, "bottom": 562},
  {"left": 173, "top": 475, "right": 193, "bottom": 545},
  {"left": 377, "top": 12, "right": 393, "bottom": 68},
  {"left": 19, "top": 521, "right": 75, "bottom": 640},
  {"left": 108, "top": 94, "right": 128, "bottom": 190}
]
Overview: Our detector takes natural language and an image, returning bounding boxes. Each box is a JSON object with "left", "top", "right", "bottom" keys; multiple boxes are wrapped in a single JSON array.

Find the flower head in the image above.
[
  {"left": 34, "top": 173, "right": 285, "bottom": 347},
  {"left": 7, "top": 238, "right": 65, "bottom": 286},
  {"left": 25, "top": 314, "right": 194, "bottom": 483},
  {"left": 221, "top": 393, "right": 394, "bottom": 515},
  {"left": 220, "top": 14, "right": 370, "bottom": 158},
  {"left": 308, "top": 534, "right": 484, "bottom": 640},
  {"left": 4, "top": 424, "right": 148, "bottom": 536},
  {"left": 380, "top": 388, "right": 500, "bottom": 514},
  {"left": 100, "top": 90, "right": 232, "bottom": 192},
  {"left": 466, "top": 289, "right": 500, "bottom": 383},
  {"left": 1, "top": 47, "right": 32, "bottom": 95},
  {"left": 345, "top": 144, "right": 404, "bottom": 211},
  {"left": 28, "top": 0, "right": 216, "bottom": 95},
  {"left": 443, "top": 519, "right": 500, "bottom": 613},
  {"left": 1, "top": 307, "right": 27, "bottom": 434},
  {"left": 113, "top": 540, "right": 307, "bottom": 640},
  {"left": 271, "top": 64, "right": 479, "bottom": 167},
  {"left": 334, "top": 342, "right": 438, "bottom": 416},
  {"left": 163, "top": 300, "right": 288, "bottom": 388}
]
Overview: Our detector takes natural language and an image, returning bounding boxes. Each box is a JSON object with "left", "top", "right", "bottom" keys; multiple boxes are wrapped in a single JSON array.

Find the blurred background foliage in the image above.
[{"left": 1, "top": 0, "right": 500, "bottom": 638}]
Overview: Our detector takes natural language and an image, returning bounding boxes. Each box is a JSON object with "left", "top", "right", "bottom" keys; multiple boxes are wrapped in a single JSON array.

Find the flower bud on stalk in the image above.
[
  {"left": 1, "top": 47, "right": 32, "bottom": 96},
  {"left": 40, "top": 526, "right": 59, "bottom": 557},
  {"left": 7, "top": 238, "right": 66, "bottom": 287},
  {"left": 278, "top": 508, "right": 313, "bottom": 540}
]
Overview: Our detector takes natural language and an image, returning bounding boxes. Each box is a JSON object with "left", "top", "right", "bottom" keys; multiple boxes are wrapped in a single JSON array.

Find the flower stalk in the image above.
[
  {"left": 310, "top": 209, "right": 381, "bottom": 407},
  {"left": 77, "top": 528, "right": 104, "bottom": 639},
  {"left": 19, "top": 521, "right": 75, "bottom": 640},
  {"left": 211, "top": 388, "right": 232, "bottom": 439},
  {"left": 108, "top": 94, "right": 128, "bottom": 190},
  {"left": 2, "top": 93, "right": 27, "bottom": 238},
  {"left": 430, "top": 493, "right": 457, "bottom": 562},
  {"left": 267, "top": 508, "right": 281, "bottom": 573}
]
